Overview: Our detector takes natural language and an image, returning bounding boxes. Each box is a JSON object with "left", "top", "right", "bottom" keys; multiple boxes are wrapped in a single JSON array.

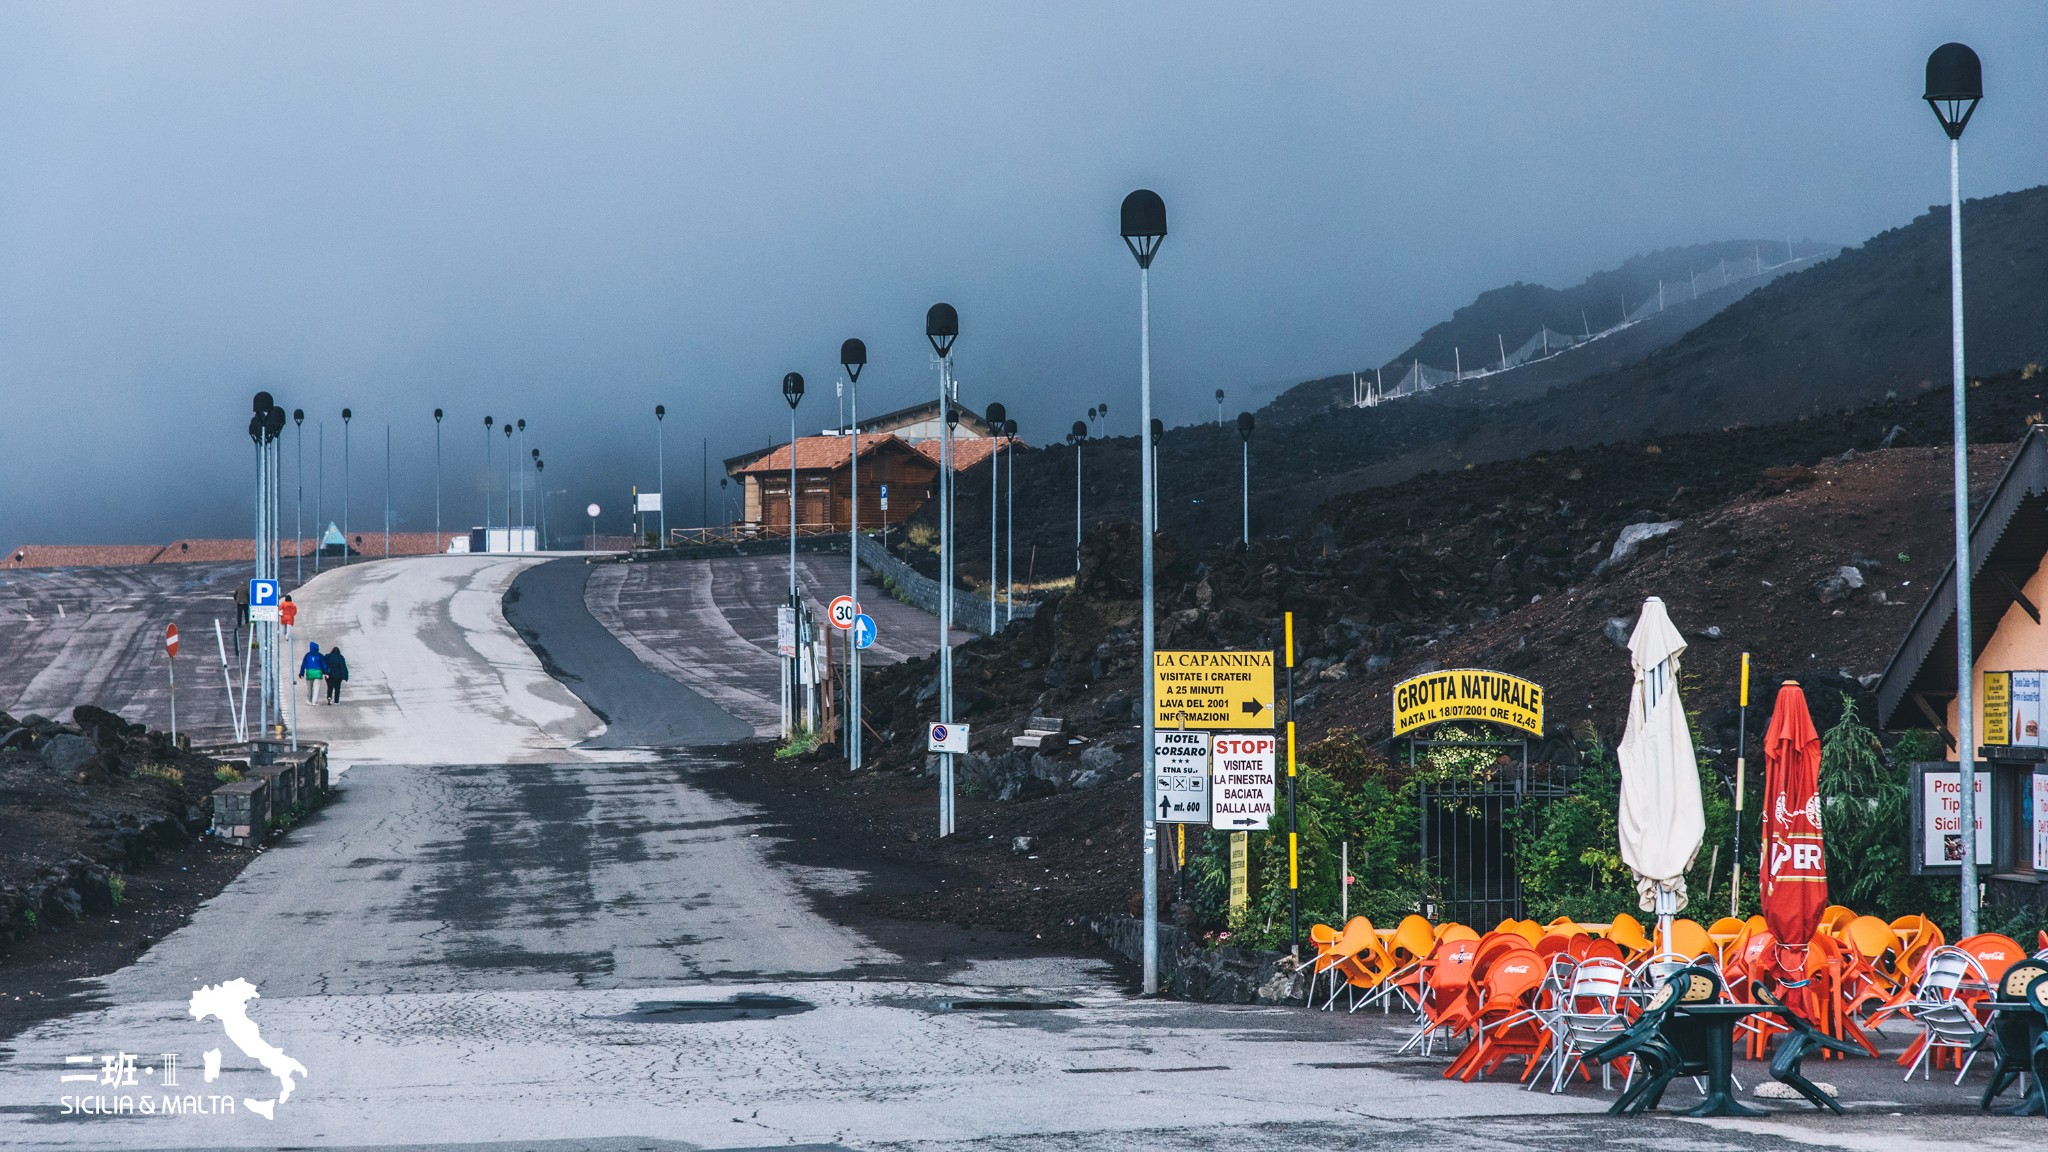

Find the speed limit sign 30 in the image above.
[{"left": 828, "top": 595, "right": 861, "bottom": 630}]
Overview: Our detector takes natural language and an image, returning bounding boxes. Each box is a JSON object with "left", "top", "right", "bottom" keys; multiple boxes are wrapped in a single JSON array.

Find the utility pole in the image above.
[
  {"left": 842, "top": 338, "right": 866, "bottom": 772},
  {"left": 1121, "top": 188, "right": 1167, "bottom": 994},
  {"left": 927, "top": 304, "right": 959, "bottom": 836}
]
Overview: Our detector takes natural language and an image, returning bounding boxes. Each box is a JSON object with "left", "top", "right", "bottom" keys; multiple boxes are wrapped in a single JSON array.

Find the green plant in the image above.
[
  {"left": 1518, "top": 727, "right": 1637, "bottom": 923},
  {"left": 23, "top": 909, "right": 36, "bottom": 929},
  {"left": 137, "top": 762, "right": 183, "bottom": 785},
  {"left": 775, "top": 728, "right": 824, "bottom": 760},
  {"left": 1818, "top": 698, "right": 1955, "bottom": 924},
  {"left": 108, "top": 872, "right": 126, "bottom": 906},
  {"left": 214, "top": 765, "right": 244, "bottom": 783}
]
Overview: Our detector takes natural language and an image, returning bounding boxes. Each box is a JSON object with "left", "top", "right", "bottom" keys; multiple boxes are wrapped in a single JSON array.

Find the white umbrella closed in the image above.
[{"left": 1616, "top": 596, "right": 1705, "bottom": 955}]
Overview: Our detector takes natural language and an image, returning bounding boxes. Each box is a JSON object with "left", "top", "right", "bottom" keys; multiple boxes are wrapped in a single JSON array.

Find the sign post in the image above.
[
  {"left": 1284, "top": 611, "right": 1298, "bottom": 955},
  {"left": 165, "top": 624, "right": 179, "bottom": 744},
  {"left": 1229, "top": 832, "right": 1249, "bottom": 914}
]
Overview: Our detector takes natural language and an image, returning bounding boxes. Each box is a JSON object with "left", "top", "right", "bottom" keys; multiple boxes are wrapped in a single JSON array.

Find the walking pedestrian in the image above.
[
  {"left": 324, "top": 646, "right": 350, "bottom": 704},
  {"left": 300, "top": 642, "right": 326, "bottom": 703}
]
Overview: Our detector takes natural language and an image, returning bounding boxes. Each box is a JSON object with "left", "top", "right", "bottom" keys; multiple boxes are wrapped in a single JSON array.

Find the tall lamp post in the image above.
[
  {"left": 341, "top": 408, "right": 352, "bottom": 565},
  {"left": 927, "top": 303, "right": 959, "bottom": 836},
  {"left": 1069, "top": 419, "right": 1087, "bottom": 572},
  {"left": 433, "top": 409, "right": 443, "bottom": 554},
  {"left": 782, "top": 371, "right": 806, "bottom": 740},
  {"left": 984, "top": 402, "right": 1007, "bottom": 634},
  {"left": 516, "top": 419, "right": 527, "bottom": 540},
  {"left": 483, "top": 416, "right": 494, "bottom": 551},
  {"left": 504, "top": 423, "right": 515, "bottom": 538},
  {"left": 1121, "top": 187, "right": 1167, "bottom": 995},
  {"left": 654, "top": 405, "right": 667, "bottom": 547},
  {"left": 841, "top": 338, "right": 867, "bottom": 771},
  {"left": 1238, "top": 411, "right": 1255, "bottom": 545},
  {"left": 534, "top": 457, "right": 546, "bottom": 549},
  {"left": 1927, "top": 40, "right": 1984, "bottom": 936},
  {"left": 293, "top": 409, "right": 305, "bottom": 584},
  {"left": 1002, "top": 417, "right": 1017, "bottom": 622},
  {"left": 1215, "top": 389, "right": 1225, "bottom": 427}
]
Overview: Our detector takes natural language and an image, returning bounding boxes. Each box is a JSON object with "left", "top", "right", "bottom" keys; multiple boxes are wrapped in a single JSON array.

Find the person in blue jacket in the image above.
[{"left": 300, "top": 642, "right": 326, "bottom": 703}]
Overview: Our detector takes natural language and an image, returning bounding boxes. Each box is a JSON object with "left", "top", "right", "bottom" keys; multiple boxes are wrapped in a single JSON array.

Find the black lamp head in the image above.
[
  {"left": 248, "top": 414, "right": 263, "bottom": 443},
  {"left": 1087, "top": 406, "right": 1096, "bottom": 420},
  {"left": 1238, "top": 411, "right": 1255, "bottom": 441},
  {"left": 342, "top": 407, "right": 352, "bottom": 422},
  {"left": 782, "top": 372, "right": 805, "bottom": 409},
  {"left": 504, "top": 423, "right": 513, "bottom": 438},
  {"left": 654, "top": 404, "right": 664, "bottom": 420},
  {"left": 1120, "top": 189, "right": 1167, "bottom": 268},
  {"left": 945, "top": 403, "right": 960, "bottom": 429},
  {"left": 840, "top": 337, "right": 867, "bottom": 382},
  {"left": 264, "top": 406, "right": 287, "bottom": 439},
  {"left": 1215, "top": 389, "right": 1224, "bottom": 402},
  {"left": 1098, "top": 402, "right": 1109, "bottom": 418},
  {"left": 531, "top": 448, "right": 539, "bottom": 459},
  {"left": 294, "top": 408, "right": 305, "bottom": 425},
  {"left": 517, "top": 418, "right": 525, "bottom": 431},
  {"left": 1002, "top": 418, "right": 1017, "bottom": 438},
  {"left": 984, "top": 401, "right": 1007, "bottom": 427},
  {"left": 1925, "top": 42, "right": 1983, "bottom": 139},
  {"left": 926, "top": 303, "right": 958, "bottom": 358},
  {"left": 432, "top": 408, "right": 441, "bottom": 422},
  {"left": 1150, "top": 417, "right": 1163, "bottom": 446},
  {"left": 1071, "top": 419, "right": 1087, "bottom": 441},
  {"left": 484, "top": 415, "right": 493, "bottom": 428},
  {"left": 535, "top": 459, "right": 545, "bottom": 472},
  {"left": 253, "top": 391, "right": 274, "bottom": 414}
]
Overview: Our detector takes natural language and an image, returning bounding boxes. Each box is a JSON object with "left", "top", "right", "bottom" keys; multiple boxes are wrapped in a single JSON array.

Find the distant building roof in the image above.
[
  {"left": 857, "top": 399, "right": 995, "bottom": 440},
  {"left": 732, "top": 433, "right": 924, "bottom": 477},
  {"left": 2, "top": 544, "right": 167, "bottom": 568},
  {"left": 916, "top": 436, "right": 1030, "bottom": 471}
]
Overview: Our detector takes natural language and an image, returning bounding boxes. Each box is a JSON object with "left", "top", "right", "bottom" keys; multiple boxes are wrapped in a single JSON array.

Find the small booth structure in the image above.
[{"left": 1875, "top": 425, "right": 2048, "bottom": 906}]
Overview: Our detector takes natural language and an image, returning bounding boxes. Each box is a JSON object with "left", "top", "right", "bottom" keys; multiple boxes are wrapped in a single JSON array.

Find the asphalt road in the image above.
[
  {"left": 505, "top": 558, "right": 754, "bottom": 748},
  {"left": 0, "top": 554, "right": 2030, "bottom": 1150}
]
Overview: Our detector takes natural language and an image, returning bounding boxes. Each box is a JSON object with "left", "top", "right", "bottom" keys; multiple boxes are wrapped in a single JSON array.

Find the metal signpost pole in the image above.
[
  {"left": 483, "top": 416, "right": 493, "bottom": 550},
  {"left": 1285, "top": 611, "right": 1299, "bottom": 956},
  {"left": 1926, "top": 42, "right": 1983, "bottom": 936},
  {"left": 1238, "top": 412, "right": 1254, "bottom": 546},
  {"left": 782, "top": 372, "right": 806, "bottom": 740},
  {"left": 655, "top": 406, "right": 666, "bottom": 547},
  {"left": 842, "top": 339, "right": 866, "bottom": 771},
  {"left": 316, "top": 422, "right": 325, "bottom": 573},
  {"left": 927, "top": 305, "right": 958, "bottom": 836},
  {"left": 1122, "top": 189, "right": 1166, "bottom": 994},
  {"left": 985, "top": 403, "right": 1006, "bottom": 635},
  {"left": 1005, "top": 419, "right": 1015, "bottom": 623},
  {"left": 518, "top": 419, "right": 528, "bottom": 542},
  {"left": 342, "top": 408, "right": 352, "bottom": 565},
  {"left": 294, "top": 410, "right": 304, "bottom": 584},
  {"left": 1072, "top": 422, "right": 1085, "bottom": 574},
  {"left": 1731, "top": 651, "right": 1750, "bottom": 918},
  {"left": 385, "top": 425, "right": 392, "bottom": 559}
]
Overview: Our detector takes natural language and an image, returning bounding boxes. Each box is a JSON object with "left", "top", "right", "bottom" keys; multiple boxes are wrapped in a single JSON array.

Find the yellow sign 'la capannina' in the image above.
[{"left": 1392, "top": 668, "right": 1544, "bottom": 737}]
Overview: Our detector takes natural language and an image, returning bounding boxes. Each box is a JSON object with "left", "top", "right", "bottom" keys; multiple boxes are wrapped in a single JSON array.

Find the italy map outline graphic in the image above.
[{"left": 187, "top": 979, "right": 307, "bottom": 1120}]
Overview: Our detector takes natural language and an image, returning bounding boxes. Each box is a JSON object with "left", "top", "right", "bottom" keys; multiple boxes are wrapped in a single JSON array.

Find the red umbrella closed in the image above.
[{"left": 1761, "top": 681, "right": 1827, "bottom": 945}]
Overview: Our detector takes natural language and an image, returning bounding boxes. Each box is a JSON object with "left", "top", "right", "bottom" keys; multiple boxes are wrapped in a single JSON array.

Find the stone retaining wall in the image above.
[
  {"left": 856, "top": 536, "right": 1035, "bottom": 637},
  {"left": 1089, "top": 913, "right": 1307, "bottom": 1004}
]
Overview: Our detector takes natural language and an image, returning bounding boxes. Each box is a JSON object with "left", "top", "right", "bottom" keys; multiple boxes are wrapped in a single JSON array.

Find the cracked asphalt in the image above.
[{"left": 0, "top": 554, "right": 2031, "bottom": 1150}]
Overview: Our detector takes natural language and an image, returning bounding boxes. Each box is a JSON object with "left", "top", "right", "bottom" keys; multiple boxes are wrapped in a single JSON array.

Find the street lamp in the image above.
[
  {"left": 1121, "top": 186, "right": 1166, "bottom": 995},
  {"left": 1002, "top": 417, "right": 1017, "bottom": 623},
  {"left": 1070, "top": 419, "right": 1087, "bottom": 573},
  {"left": 927, "top": 301, "right": 959, "bottom": 837},
  {"left": 516, "top": 419, "right": 527, "bottom": 541},
  {"left": 341, "top": 407, "right": 352, "bottom": 565},
  {"left": 841, "top": 337, "right": 867, "bottom": 772},
  {"left": 1927, "top": 40, "right": 1984, "bottom": 936},
  {"left": 985, "top": 401, "right": 1007, "bottom": 635},
  {"left": 433, "top": 408, "right": 443, "bottom": 554},
  {"left": 533, "top": 457, "right": 546, "bottom": 549},
  {"left": 1215, "top": 389, "right": 1225, "bottom": 427},
  {"left": 1087, "top": 406, "right": 1097, "bottom": 435},
  {"left": 293, "top": 409, "right": 305, "bottom": 584},
  {"left": 1238, "top": 411, "right": 1255, "bottom": 546},
  {"left": 782, "top": 370, "right": 805, "bottom": 741},
  {"left": 503, "top": 423, "right": 515, "bottom": 538},
  {"left": 483, "top": 415, "right": 494, "bottom": 551},
  {"left": 587, "top": 502, "right": 601, "bottom": 551},
  {"left": 654, "top": 404, "right": 666, "bottom": 548}
]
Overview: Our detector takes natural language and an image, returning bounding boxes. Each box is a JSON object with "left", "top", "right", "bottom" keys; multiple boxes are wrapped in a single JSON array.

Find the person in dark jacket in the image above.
[
  {"left": 324, "top": 646, "right": 350, "bottom": 703},
  {"left": 300, "top": 642, "right": 326, "bottom": 703}
]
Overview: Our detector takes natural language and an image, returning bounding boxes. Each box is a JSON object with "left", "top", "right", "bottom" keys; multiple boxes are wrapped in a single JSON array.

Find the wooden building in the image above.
[{"left": 731, "top": 433, "right": 941, "bottom": 535}]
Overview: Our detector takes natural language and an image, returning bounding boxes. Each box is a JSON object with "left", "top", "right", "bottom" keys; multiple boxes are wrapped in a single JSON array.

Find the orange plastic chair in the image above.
[
  {"left": 1668, "top": 919, "right": 1713, "bottom": 960},
  {"left": 1316, "top": 917, "right": 1379, "bottom": 1009},
  {"left": 1706, "top": 916, "right": 1746, "bottom": 963},
  {"left": 1817, "top": 905, "right": 1857, "bottom": 939},
  {"left": 1543, "top": 915, "right": 1580, "bottom": 936},
  {"left": 1582, "top": 937, "right": 1624, "bottom": 962},
  {"left": 1447, "top": 947, "right": 1548, "bottom": 1081},
  {"left": 1398, "top": 936, "right": 1483, "bottom": 1057},
  {"left": 1306, "top": 922, "right": 1342, "bottom": 1006},
  {"left": 1438, "top": 923, "right": 1481, "bottom": 944},
  {"left": 1375, "top": 914, "right": 1440, "bottom": 1012},
  {"left": 1608, "top": 913, "right": 1653, "bottom": 960}
]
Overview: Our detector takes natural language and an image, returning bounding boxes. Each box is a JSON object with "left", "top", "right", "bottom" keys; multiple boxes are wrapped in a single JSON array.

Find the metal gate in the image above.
[{"left": 1412, "top": 737, "right": 1564, "bottom": 927}]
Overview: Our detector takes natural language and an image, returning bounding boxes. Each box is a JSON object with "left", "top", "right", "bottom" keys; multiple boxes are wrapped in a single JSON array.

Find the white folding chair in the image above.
[
  {"left": 1902, "top": 947, "right": 1991, "bottom": 1082},
  {"left": 1547, "top": 957, "right": 1633, "bottom": 1093}
]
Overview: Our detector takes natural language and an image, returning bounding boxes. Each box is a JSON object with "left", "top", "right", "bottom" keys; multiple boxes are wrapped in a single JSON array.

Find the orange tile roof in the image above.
[
  {"left": 2, "top": 544, "right": 166, "bottom": 568},
  {"left": 915, "top": 436, "right": 1017, "bottom": 471},
  {"left": 734, "top": 433, "right": 910, "bottom": 476}
]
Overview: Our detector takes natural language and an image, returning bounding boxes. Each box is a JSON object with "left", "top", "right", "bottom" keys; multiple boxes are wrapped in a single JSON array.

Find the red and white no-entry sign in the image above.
[
  {"left": 164, "top": 623, "right": 180, "bottom": 658},
  {"left": 828, "top": 595, "right": 861, "bottom": 630}
]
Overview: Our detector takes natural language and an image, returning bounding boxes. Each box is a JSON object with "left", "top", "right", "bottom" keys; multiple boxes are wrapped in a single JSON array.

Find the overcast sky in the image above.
[{"left": 2, "top": 2, "right": 2044, "bottom": 547}]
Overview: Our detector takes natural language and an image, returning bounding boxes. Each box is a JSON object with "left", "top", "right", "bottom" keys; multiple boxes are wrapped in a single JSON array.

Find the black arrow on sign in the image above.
[
  {"left": 1241, "top": 699, "right": 1267, "bottom": 716},
  {"left": 1159, "top": 795, "right": 1173, "bottom": 819},
  {"left": 1231, "top": 817, "right": 1259, "bottom": 827}
]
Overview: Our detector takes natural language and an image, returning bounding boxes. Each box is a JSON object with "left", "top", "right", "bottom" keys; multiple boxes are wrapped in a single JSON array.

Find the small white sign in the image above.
[
  {"left": 828, "top": 595, "right": 859, "bottom": 630},
  {"left": 1154, "top": 730, "right": 1211, "bottom": 824},
  {"left": 249, "top": 605, "right": 280, "bottom": 623},
  {"left": 928, "top": 723, "right": 969, "bottom": 754},
  {"left": 1920, "top": 769, "right": 1991, "bottom": 868},
  {"left": 776, "top": 606, "right": 796, "bottom": 657},
  {"left": 636, "top": 492, "right": 663, "bottom": 513},
  {"left": 1210, "top": 732, "right": 1277, "bottom": 831},
  {"left": 2034, "top": 772, "right": 2048, "bottom": 872},
  {"left": 880, "top": 483, "right": 890, "bottom": 511}
]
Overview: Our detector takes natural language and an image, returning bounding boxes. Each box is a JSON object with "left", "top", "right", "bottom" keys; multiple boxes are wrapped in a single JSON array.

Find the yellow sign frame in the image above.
[
  {"left": 1393, "top": 668, "right": 1545, "bottom": 737},
  {"left": 1153, "top": 650, "right": 1276, "bottom": 729},
  {"left": 1983, "top": 671, "right": 2011, "bottom": 747}
]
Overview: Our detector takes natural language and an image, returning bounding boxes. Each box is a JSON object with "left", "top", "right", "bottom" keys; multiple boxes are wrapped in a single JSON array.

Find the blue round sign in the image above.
[{"left": 854, "top": 613, "right": 877, "bottom": 650}]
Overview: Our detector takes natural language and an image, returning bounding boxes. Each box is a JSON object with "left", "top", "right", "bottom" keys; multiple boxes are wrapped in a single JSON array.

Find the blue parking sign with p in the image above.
[{"left": 250, "top": 579, "right": 281, "bottom": 607}]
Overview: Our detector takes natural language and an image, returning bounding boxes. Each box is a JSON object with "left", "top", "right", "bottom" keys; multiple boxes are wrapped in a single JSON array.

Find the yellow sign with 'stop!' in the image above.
[
  {"left": 1153, "top": 650, "right": 1276, "bottom": 729},
  {"left": 1392, "top": 668, "right": 1545, "bottom": 737}
]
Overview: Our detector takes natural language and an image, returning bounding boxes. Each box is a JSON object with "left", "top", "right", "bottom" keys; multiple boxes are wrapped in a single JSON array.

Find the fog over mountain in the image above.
[{"left": 1, "top": 3, "right": 2045, "bottom": 547}]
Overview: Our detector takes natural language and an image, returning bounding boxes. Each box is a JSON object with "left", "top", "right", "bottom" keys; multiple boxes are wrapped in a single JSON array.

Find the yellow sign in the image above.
[
  {"left": 1393, "top": 668, "right": 1545, "bottom": 737},
  {"left": 1153, "top": 650, "right": 1276, "bottom": 729},
  {"left": 1229, "top": 831, "right": 1249, "bottom": 912},
  {"left": 1983, "top": 671, "right": 2010, "bottom": 746}
]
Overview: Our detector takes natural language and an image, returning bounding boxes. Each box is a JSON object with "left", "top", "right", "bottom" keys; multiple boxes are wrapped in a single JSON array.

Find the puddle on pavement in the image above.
[
  {"left": 615, "top": 993, "right": 815, "bottom": 1023},
  {"left": 937, "top": 998, "right": 1081, "bottom": 1012}
]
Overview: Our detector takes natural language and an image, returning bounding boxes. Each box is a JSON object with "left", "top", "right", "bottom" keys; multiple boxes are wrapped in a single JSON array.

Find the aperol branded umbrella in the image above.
[
  {"left": 1760, "top": 680, "right": 1826, "bottom": 945},
  {"left": 1617, "top": 597, "right": 1706, "bottom": 948}
]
